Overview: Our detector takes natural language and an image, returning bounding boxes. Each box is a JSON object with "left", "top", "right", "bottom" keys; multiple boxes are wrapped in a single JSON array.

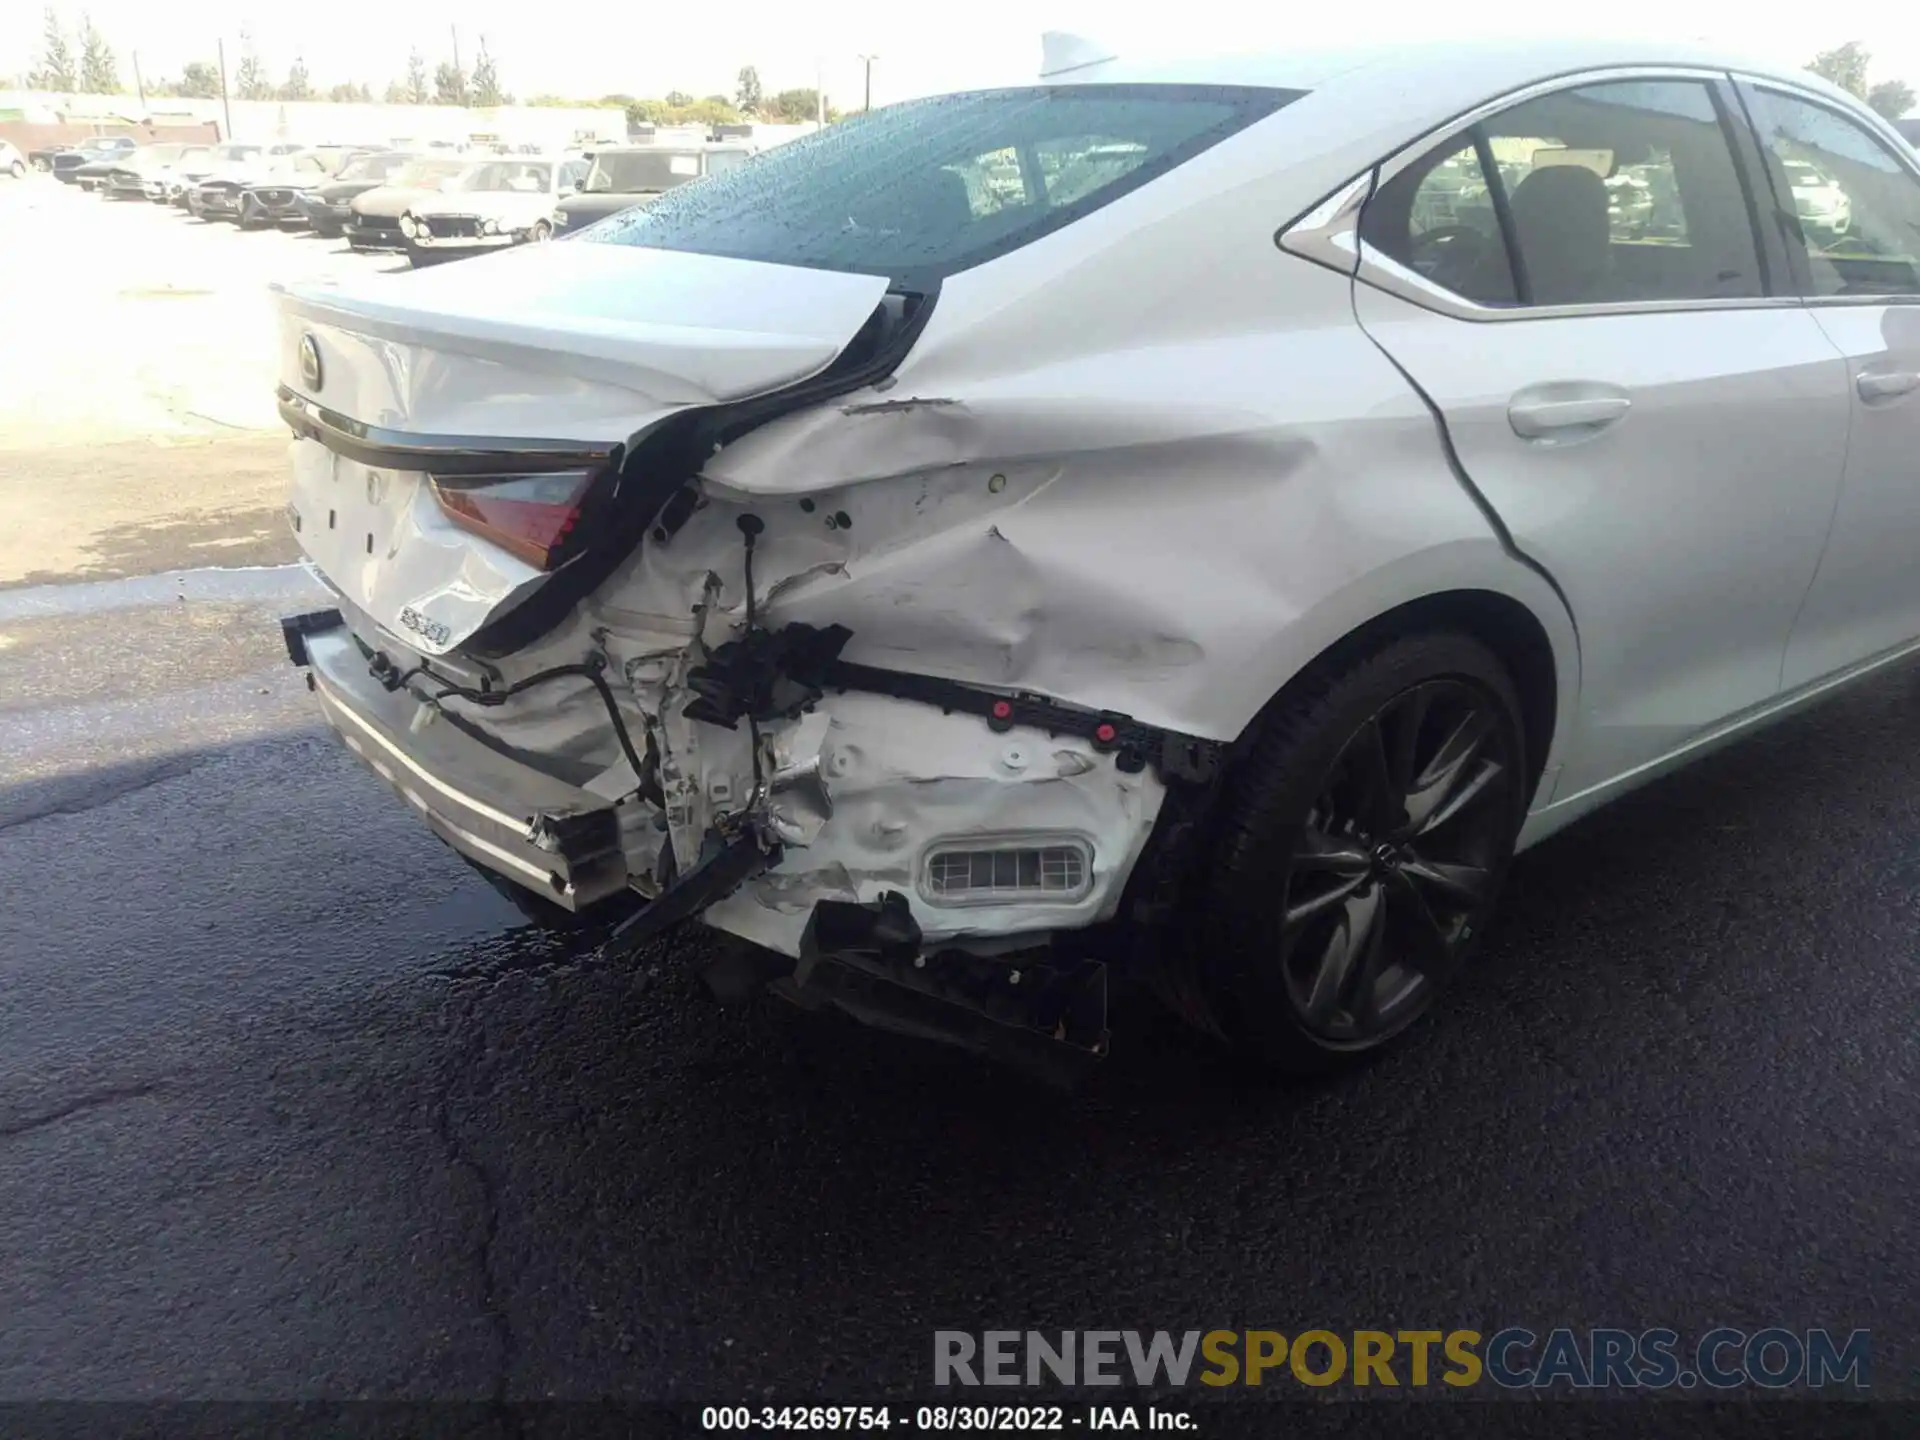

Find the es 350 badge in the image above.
[{"left": 398, "top": 606, "right": 452, "bottom": 648}]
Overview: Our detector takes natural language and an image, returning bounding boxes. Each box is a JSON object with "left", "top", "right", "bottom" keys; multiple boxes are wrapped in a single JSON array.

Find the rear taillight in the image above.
[{"left": 429, "top": 471, "right": 597, "bottom": 570}]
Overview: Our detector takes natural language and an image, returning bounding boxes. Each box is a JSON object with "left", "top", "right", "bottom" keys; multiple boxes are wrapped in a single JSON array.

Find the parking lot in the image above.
[{"left": 1, "top": 172, "right": 1916, "bottom": 1409}]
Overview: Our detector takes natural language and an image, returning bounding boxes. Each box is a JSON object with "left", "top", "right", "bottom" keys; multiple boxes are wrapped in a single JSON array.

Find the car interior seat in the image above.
[{"left": 1508, "top": 164, "right": 1616, "bottom": 304}]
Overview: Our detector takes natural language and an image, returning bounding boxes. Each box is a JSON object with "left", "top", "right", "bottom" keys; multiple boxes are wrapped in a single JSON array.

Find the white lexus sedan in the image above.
[{"left": 272, "top": 35, "right": 1920, "bottom": 1077}]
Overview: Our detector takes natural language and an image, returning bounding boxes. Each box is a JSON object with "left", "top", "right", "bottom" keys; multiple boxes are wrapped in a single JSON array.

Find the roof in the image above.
[{"left": 1048, "top": 34, "right": 1856, "bottom": 111}]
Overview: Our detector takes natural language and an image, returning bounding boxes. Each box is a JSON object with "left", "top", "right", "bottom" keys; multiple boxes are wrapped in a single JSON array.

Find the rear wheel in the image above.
[
  {"left": 529, "top": 219, "right": 552, "bottom": 242},
  {"left": 7, "top": 159, "right": 24, "bottom": 180},
  {"left": 1192, "top": 631, "right": 1526, "bottom": 1073}
]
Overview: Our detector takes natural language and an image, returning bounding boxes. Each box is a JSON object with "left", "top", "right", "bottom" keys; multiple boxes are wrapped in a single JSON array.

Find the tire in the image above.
[
  {"left": 236, "top": 196, "right": 260, "bottom": 229},
  {"left": 312, "top": 221, "right": 340, "bottom": 239},
  {"left": 7, "top": 160, "right": 24, "bottom": 180},
  {"left": 529, "top": 219, "right": 552, "bottom": 242},
  {"left": 1189, "top": 630, "right": 1527, "bottom": 1074}
]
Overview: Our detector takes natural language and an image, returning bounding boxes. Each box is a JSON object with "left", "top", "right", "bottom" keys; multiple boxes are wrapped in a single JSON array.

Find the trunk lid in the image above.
[{"left": 275, "top": 242, "right": 890, "bottom": 655}]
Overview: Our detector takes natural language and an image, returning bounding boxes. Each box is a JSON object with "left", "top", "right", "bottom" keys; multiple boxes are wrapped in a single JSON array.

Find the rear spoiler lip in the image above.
[{"left": 276, "top": 385, "right": 620, "bottom": 477}]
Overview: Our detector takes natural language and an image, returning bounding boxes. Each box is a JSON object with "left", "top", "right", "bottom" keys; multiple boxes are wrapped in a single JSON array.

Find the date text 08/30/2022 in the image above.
[{"left": 702, "top": 1406, "right": 1193, "bottom": 1431}]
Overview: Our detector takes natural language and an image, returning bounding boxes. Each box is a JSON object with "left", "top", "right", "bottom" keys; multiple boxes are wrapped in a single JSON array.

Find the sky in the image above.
[{"left": 7, "top": 2, "right": 1920, "bottom": 113}]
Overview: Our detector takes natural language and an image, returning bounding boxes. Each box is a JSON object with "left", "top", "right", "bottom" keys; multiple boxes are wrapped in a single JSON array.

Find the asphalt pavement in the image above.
[
  {"left": 0, "top": 176, "right": 1913, "bottom": 1419},
  {"left": 2, "top": 533, "right": 1915, "bottom": 1409}
]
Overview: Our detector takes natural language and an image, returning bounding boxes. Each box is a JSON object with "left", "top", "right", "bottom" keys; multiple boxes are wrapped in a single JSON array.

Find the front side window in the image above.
[
  {"left": 1362, "top": 79, "right": 1765, "bottom": 308},
  {"left": 1743, "top": 87, "right": 1920, "bottom": 297},
  {"left": 587, "top": 85, "right": 1304, "bottom": 289}
]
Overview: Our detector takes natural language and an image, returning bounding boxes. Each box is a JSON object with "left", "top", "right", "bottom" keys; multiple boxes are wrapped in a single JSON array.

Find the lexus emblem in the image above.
[{"left": 299, "top": 333, "right": 323, "bottom": 392}]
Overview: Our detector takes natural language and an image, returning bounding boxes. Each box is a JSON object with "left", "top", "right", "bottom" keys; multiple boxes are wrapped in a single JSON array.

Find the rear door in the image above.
[
  {"left": 1350, "top": 72, "right": 1852, "bottom": 800},
  {"left": 1743, "top": 82, "right": 1920, "bottom": 689}
]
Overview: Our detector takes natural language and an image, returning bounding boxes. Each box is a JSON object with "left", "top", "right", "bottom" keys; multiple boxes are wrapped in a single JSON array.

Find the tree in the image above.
[
  {"left": 77, "top": 13, "right": 119, "bottom": 94},
  {"left": 405, "top": 49, "right": 429, "bottom": 104},
  {"left": 384, "top": 79, "right": 409, "bottom": 104},
  {"left": 235, "top": 31, "right": 272, "bottom": 100},
  {"left": 433, "top": 59, "right": 467, "bottom": 106},
  {"left": 1807, "top": 42, "right": 1870, "bottom": 99},
  {"left": 176, "top": 60, "right": 221, "bottom": 98},
  {"left": 735, "top": 64, "right": 763, "bottom": 113},
  {"left": 664, "top": 89, "right": 694, "bottom": 107},
  {"left": 470, "top": 40, "right": 506, "bottom": 106},
  {"left": 279, "top": 56, "right": 312, "bottom": 102},
  {"left": 28, "top": 8, "right": 76, "bottom": 92},
  {"left": 767, "top": 87, "right": 820, "bottom": 123},
  {"left": 1868, "top": 79, "right": 1916, "bottom": 121}
]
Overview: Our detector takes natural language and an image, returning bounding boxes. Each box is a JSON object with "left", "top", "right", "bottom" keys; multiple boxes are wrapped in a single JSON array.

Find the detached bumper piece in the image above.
[
  {"left": 285, "top": 610, "right": 632, "bottom": 911},
  {"left": 790, "top": 892, "right": 1110, "bottom": 1086}
]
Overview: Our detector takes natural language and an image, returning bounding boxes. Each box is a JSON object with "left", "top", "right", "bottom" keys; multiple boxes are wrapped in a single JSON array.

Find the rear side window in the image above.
[
  {"left": 1742, "top": 86, "right": 1920, "bottom": 297},
  {"left": 586, "top": 85, "right": 1304, "bottom": 289},
  {"left": 1363, "top": 79, "right": 1765, "bottom": 308}
]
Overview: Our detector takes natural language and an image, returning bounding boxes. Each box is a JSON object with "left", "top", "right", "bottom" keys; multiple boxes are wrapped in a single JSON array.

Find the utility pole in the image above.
[
  {"left": 216, "top": 38, "right": 232, "bottom": 138},
  {"left": 815, "top": 56, "right": 824, "bottom": 126},
  {"left": 859, "top": 54, "right": 877, "bottom": 112},
  {"left": 132, "top": 52, "right": 146, "bottom": 110},
  {"left": 451, "top": 24, "right": 462, "bottom": 101}
]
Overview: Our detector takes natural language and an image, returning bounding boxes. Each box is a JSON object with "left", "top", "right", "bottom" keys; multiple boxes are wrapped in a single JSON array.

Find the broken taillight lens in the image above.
[{"left": 429, "top": 471, "right": 597, "bottom": 570}]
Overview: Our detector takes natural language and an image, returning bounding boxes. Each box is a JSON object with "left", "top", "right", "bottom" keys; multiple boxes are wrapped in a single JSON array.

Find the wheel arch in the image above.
[{"left": 1236, "top": 585, "right": 1573, "bottom": 812}]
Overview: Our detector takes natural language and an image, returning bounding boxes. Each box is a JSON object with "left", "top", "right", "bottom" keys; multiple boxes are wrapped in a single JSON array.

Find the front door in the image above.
[{"left": 1740, "top": 83, "right": 1920, "bottom": 690}]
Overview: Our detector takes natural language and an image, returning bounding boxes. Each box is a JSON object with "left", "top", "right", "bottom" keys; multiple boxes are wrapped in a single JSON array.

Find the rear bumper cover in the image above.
[{"left": 286, "top": 610, "right": 635, "bottom": 910}]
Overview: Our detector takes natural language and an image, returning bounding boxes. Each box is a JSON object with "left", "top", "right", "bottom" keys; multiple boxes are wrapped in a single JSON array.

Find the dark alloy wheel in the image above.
[
  {"left": 1193, "top": 631, "right": 1527, "bottom": 1072},
  {"left": 1279, "top": 678, "right": 1514, "bottom": 1043}
]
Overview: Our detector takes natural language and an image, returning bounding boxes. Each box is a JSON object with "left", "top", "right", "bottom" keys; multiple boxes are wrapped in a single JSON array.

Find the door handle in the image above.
[
  {"left": 1507, "top": 393, "right": 1632, "bottom": 440},
  {"left": 1856, "top": 370, "right": 1920, "bottom": 402}
]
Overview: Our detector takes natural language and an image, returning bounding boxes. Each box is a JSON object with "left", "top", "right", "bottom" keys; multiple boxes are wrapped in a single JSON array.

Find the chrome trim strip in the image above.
[
  {"left": 310, "top": 668, "right": 535, "bottom": 837},
  {"left": 1276, "top": 172, "right": 1375, "bottom": 276},
  {"left": 276, "top": 386, "right": 619, "bottom": 476}
]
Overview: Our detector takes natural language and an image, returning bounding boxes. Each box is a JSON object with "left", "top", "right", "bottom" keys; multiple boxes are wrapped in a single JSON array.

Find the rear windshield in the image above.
[{"left": 585, "top": 84, "right": 1303, "bottom": 288}]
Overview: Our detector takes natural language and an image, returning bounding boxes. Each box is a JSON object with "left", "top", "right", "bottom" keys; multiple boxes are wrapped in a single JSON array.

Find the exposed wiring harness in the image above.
[{"left": 375, "top": 651, "right": 653, "bottom": 795}]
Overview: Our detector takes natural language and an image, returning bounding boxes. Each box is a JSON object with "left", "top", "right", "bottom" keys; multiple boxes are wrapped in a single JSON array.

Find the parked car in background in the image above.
[
  {"left": 140, "top": 143, "right": 214, "bottom": 199},
  {"left": 237, "top": 147, "right": 376, "bottom": 229},
  {"left": 296, "top": 151, "right": 418, "bottom": 238},
  {"left": 1782, "top": 157, "right": 1852, "bottom": 239},
  {"left": 47, "top": 136, "right": 135, "bottom": 183},
  {"left": 1, "top": 140, "right": 25, "bottom": 180},
  {"left": 164, "top": 142, "right": 260, "bottom": 205},
  {"left": 94, "top": 143, "right": 197, "bottom": 200},
  {"left": 398, "top": 156, "right": 587, "bottom": 264},
  {"left": 194, "top": 146, "right": 325, "bottom": 223},
  {"left": 551, "top": 144, "right": 753, "bottom": 235},
  {"left": 273, "top": 38, "right": 1920, "bottom": 1076},
  {"left": 346, "top": 156, "right": 468, "bottom": 250}
]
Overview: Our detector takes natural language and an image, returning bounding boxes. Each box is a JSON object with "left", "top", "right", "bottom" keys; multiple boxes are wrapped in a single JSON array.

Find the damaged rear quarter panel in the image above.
[{"left": 697, "top": 251, "right": 1576, "bottom": 755}]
